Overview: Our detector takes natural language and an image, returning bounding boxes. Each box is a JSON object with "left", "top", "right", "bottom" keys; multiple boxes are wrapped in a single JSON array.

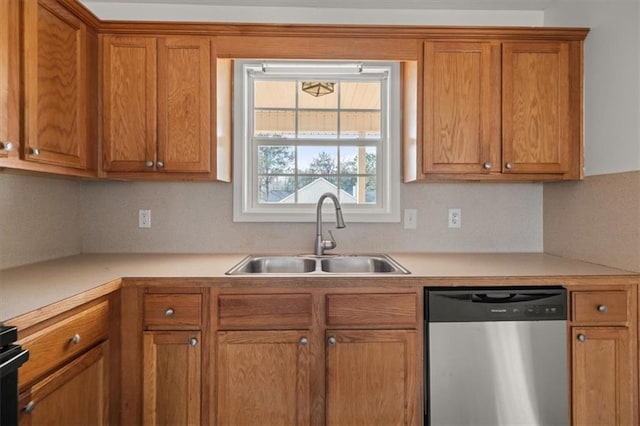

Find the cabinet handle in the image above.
[
  {"left": 597, "top": 305, "right": 608, "bottom": 313},
  {"left": 482, "top": 162, "right": 492, "bottom": 170},
  {"left": 25, "top": 401, "right": 36, "bottom": 414},
  {"left": 577, "top": 333, "right": 587, "bottom": 343},
  {"left": 505, "top": 162, "right": 513, "bottom": 170},
  {"left": 189, "top": 338, "right": 198, "bottom": 347},
  {"left": 30, "top": 148, "right": 40, "bottom": 156},
  {"left": 1, "top": 141, "right": 13, "bottom": 152},
  {"left": 156, "top": 161, "right": 164, "bottom": 169},
  {"left": 145, "top": 160, "right": 154, "bottom": 168},
  {"left": 299, "top": 337, "right": 308, "bottom": 346},
  {"left": 165, "top": 308, "right": 175, "bottom": 317},
  {"left": 71, "top": 334, "right": 81, "bottom": 345},
  {"left": 327, "top": 336, "right": 337, "bottom": 345}
]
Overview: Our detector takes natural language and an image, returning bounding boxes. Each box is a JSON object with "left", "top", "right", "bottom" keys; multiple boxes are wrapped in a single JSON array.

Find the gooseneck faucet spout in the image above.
[{"left": 314, "top": 192, "right": 346, "bottom": 256}]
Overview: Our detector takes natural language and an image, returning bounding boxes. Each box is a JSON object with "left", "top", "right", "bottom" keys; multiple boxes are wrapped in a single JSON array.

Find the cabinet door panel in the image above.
[
  {"left": 217, "top": 330, "right": 311, "bottom": 426},
  {"left": 102, "top": 36, "right": 157, "bottom": 172},
  {"left": 502, "top": 41, "right": 570, "bottom": 174},
  {"left": 0, "top": 0, "right": 19, "bottom": 160},
  {"left": 20, "top": 341, "right": 109, "bottom": 426},
  {"left": 423, "top": 41, "right": 500, "bottom": 174},
  {"left": 326, "top": 329, "right": 417, "bottom": 426},
  {"left": 572, "top": 327, "right": 634, "bottom": 426},
  {"left": 143, "top": 331, "right": 201, "bottom": 426},
  {"left": 23, "top": 0, "right": 87, "bottom": 168},
  {"left": 157, "top": 37, "right": 212, "bottom": 173}
]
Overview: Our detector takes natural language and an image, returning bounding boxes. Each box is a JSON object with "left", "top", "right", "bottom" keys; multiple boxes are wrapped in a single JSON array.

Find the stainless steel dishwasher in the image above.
[{"left": 426, "top": 287, "right": 568, "bottom": 426}]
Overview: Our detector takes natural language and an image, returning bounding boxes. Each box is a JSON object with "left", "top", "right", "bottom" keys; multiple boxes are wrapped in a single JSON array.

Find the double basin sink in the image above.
[{"left": 226, "top": 254, "right": 410, "bottom": 275}]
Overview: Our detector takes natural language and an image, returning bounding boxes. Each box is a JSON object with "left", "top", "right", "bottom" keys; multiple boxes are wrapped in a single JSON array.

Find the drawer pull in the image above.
[
  {"left": 25, "top": 400, "right": 36, "bottom": 414},
  {"left": 165, "top": 308, "right": 175, "bottom": 317},
  {"left": 577, "top": 333, "right": 587, "bottom": 343},
  {"left": 189, "top": 338, "right": 198, "bottom": 347},
  {"left": 597, "top": 305, "right": 608, "bottom": 313},
  {"left": 71, "top": 334, "right": 81, "bottom": 345},
  {"left": 327, "top": 336, "right": 337, "bottom": 345},
  {"left": 299, "top": 337, "right": 308, "bottom": 346}
]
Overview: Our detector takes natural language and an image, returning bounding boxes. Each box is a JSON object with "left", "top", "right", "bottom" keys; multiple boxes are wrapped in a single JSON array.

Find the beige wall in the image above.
[
  {"left": 79, "top": 181, "right": 543, "bottom": 255},
  {"left": 544, "top": 172, "right": 640, "bottom": 273},
  {"left": 0, "top": 174, "right": 82, "bottom": 269}
]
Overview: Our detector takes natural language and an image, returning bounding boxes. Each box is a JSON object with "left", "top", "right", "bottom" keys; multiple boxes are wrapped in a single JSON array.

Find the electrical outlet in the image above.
[
  {"left": 448, "top": 208, "right": 461, "bottom": 229},
  {"left": 403, "top": 209, "right": 417, "bottom": 229},
  {"left": 139, "top": 209, "right": 151, "bottom": 228}
]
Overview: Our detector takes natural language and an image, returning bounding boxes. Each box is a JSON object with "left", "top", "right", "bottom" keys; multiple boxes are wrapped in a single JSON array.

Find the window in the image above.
[{"left": 233, "top": 61, "right": 400, "bottom": 222}]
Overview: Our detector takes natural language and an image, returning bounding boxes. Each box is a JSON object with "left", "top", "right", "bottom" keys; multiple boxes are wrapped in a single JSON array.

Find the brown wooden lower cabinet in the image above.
[
  {"left": 19, "top": 341, "right": 109, "bottom": 426},
  {"left": 143, "top": 331, "right": 202, "bottom": 426},
  {"left": 325, "top": 329, "right": 417, "bottom": 426},
  {"left": 571, "top": 327, "right": 634, "bottom": 425},
  {"left": 216, "top": 330, "right": 311, "bottom": 425}
]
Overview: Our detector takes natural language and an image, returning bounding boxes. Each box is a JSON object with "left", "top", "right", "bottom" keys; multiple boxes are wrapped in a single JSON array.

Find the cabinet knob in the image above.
[
  {"left": 577, "top": 333, "right": 587, "bottom": 343},
  {"left": 71, "top": 334, "right": 81, "bottom": 344},
  {"left": 31, "top": 148, "right": 40, "bottom": 156},
  {"left": 327, "top": 336, "right": 337, "bottom": 345},
  {"left": 482, "top": 162, "right": 492, "bottom": 170},
  {"left": 1, "top": 141, "right": 13, "bottom": 152},
  {"left": 165, "top": 308, "right": 175, "bottom": 317},
  {"left": 25, "top": 401, "right": 36, "bottom": 414},
  {"left": 505, "top": 162, "right": 513, "bottom": 170},
  {"left": 299, "top": 337, "right": 308, "bottom": 346},
  {"left": 156, "top": 161, "right": 164, "bottom": 169},
  {"left": 145, "top": 160, "right": 154, "bottom": 168},
  {"left": 189, "top": 338, "right": 198, "bottom": 347},
  {"left": 597, "top": 305, "right": 608, "bottom": 313}
]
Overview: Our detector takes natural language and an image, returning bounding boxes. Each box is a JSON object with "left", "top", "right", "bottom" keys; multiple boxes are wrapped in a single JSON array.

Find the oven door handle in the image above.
[{"left": 0, "top": 347, "right": 29, "bottom": 378}]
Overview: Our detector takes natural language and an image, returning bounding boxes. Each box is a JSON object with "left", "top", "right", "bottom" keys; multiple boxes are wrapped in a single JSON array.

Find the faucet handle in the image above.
[{"left": 322, "top": 230, "right": 338, "bottom": 251}]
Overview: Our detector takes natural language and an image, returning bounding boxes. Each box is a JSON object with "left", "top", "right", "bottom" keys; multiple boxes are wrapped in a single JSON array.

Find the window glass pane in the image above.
[
  {"left": 254, "top": 110, "right": 295, "bottom": 138},
  {"left": 340, "top": 176, "right": 377, "bottom": 204},
  {"left": 254, "top": 81, "right": 296, "bottom": 108},
  {"left": 340, "top": 111, "right": 380, "bottom": 139},
  {"left": 295, "top": 176, "right": 338, "bottom": 203},
  {"left": 339, "top": 146, "right": 376, "bottom": 174},
  {"left": 297, "top": 146, "right": 338, "bottom": 174},
  {"left": 298, "top": 82, "right": 338, "bottom": 109},
  {"left": 258, "top": 145, "right": 295, "bottom": 174},
  {"left": 340, "top": 81, "right": 380, "bottom": 109},
  {"left": 258, "top": 176, "right": 295, "bottom": 203},
  {"left": 299, "top": 111, "right": 338, "bottom": 138}
]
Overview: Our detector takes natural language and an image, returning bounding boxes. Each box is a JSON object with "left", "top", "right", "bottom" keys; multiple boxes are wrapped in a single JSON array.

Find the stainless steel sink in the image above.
[
  {"left": 320, "top": 255, "right": 409, "bottom": 274},
  {"left": 226, "top": 256, "right": 317, "bottom": 274},
  {"left": 226, "top": 254, "right": 409, "bottom": 275}
]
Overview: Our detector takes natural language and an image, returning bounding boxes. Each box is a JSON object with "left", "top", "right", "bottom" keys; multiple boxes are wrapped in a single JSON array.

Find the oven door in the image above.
[{"left": 0, "top": 344, "right": 30, "bottom": 426}]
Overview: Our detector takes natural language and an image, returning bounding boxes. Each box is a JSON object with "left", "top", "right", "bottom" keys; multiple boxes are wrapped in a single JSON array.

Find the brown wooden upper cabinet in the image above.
[
  {"left": 102, "top": 35, "right": 225, "bottom": 179},
  {"left": 22, "top": 0, "right": 91, "bottom": 170},
  {"left": 413, "top": 37, "right": 584, "bottom": 181},
  {"left": 0, "top": 0, "right": 19, "bottom": 161}
]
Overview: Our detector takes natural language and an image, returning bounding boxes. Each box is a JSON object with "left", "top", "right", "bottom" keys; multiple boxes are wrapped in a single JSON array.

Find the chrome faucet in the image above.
[{"left": 314, "top": 192, "right": 346, "bottom": 256}]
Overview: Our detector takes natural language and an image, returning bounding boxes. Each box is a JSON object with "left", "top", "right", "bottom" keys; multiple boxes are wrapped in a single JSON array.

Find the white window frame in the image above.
[{"left": 233, "top": 60, "right": 400, "bottom": 223}]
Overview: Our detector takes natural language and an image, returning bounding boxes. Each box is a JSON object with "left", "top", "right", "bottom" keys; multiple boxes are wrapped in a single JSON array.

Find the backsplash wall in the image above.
[
  {"left": 0, "top": 174, "right": 82, "bottom": 269},
  {"left": 79, "top": 181, "right": 543, "bottom": 254}
]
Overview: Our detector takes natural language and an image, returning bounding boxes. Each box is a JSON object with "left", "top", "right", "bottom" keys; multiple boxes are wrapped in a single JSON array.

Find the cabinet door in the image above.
[
  {"left": 502, "top": 41, "right": 570, "bottom": 174},
  {"left": 423, "top": 41, "right": 500, "bottom": 174},
  {"left": 20, "top": 341, "right": 109, "bottom": 426},
  {"left": 0, "top": 0, "right": 19, "bottom": 160},
  {"left": 325, "top": 330, "right": 417, "bottom": 426},
  {"left": 572, "top": 327, "right": 634, "bottom": 425},
  {"left": 102, "top": 36, "right": 157, "bottom": 172},
  {"left": 157, "top": 37, "right": 212, "bottom": 173},
  {"left": 23, "top": 0, "right": 87, "bottom": 169},
  {"left": 217, "top": 330, "right": 311, "bottom": 426},
  {"left": 143, "top": 331, "right": 201, "bottom": 426}
]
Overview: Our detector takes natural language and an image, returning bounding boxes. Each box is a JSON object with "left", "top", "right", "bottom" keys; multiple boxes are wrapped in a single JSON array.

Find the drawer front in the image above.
[
  {"left": 218, "top": 294, "right": 312, "bottom": 328},
  {"left": 326, "top": 293, "right": 417, "bottom": 327},
  {"left": 19, "top": 301, "right": 109, "bottom": 387},
  {"left": 572, "top": 291, "right": 629, "bottom": 324},
  {"left": 144, "top": 294, "right": 202, "bottom": 328}
]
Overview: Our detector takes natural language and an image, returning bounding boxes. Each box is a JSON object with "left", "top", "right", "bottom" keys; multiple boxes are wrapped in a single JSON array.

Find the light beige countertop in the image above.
[{"left": 1, "top": 252, "right": 637, "bottom": 324}]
